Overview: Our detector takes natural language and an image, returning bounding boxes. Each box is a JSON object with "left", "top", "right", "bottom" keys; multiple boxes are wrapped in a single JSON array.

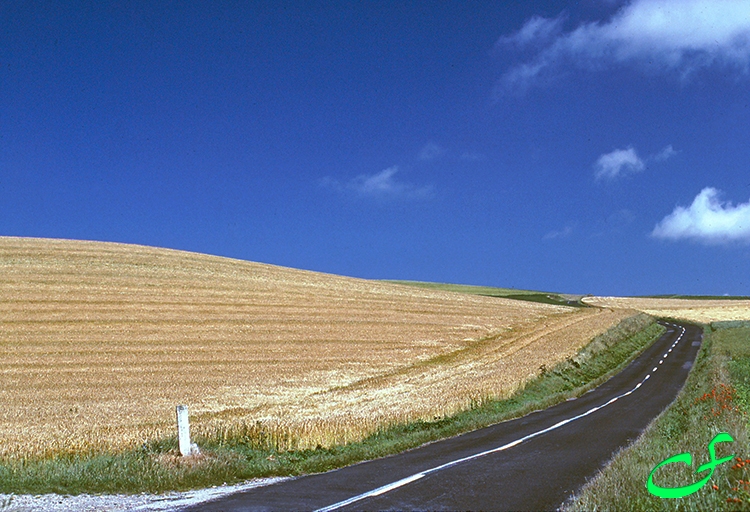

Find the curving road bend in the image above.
[{"left": 184, "top": 321, "right": 702, "bottom": 511}]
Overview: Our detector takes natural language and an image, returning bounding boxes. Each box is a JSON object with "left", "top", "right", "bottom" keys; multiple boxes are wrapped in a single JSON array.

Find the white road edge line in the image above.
[{"left": 313, "top": 332, "right": 675, "bottom": 512}]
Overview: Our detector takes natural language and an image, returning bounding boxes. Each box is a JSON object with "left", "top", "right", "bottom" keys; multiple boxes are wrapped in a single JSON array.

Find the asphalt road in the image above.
[{"left": 184, "top": 321, "right": 702, "bottom": 511}]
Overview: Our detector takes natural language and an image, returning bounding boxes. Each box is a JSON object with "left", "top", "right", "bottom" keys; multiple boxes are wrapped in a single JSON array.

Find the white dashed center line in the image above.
[{"left": 314, "top": 324, "right": 689, "bottom": 512}]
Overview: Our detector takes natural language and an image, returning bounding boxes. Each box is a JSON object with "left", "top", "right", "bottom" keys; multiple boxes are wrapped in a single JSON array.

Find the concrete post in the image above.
[{"left": 176, "top": 405, "right": 192, "bottom": 456}]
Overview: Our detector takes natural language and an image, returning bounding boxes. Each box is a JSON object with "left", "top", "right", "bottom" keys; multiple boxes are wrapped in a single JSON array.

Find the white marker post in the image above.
[{"left": 176, "top": 405, "right": 193, "bottom": 456}]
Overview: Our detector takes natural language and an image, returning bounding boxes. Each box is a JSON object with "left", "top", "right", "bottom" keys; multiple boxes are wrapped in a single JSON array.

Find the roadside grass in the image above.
[
  {"left": 563, "top": 323, "right": 750, "bottom": 511},
  {"left": 0, "top": 315, "right": 664, "bottom": 495},
  {"left": 381, "top": 280, "right": 583, "bottom": 307}
]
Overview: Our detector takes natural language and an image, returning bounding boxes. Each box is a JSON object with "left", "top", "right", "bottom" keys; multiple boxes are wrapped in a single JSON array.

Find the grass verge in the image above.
[
  {"left": 563, "top": 323, "right": 750, "bottom": 511},
  {"left": 380, "top": 280, "right": 584, "bottom": 306},
  {"left": 0, "top": 314, "right": 664, "bottom": 495}
]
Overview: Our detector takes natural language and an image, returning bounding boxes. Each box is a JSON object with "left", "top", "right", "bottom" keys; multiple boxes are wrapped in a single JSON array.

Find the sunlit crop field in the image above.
[
  {"left": 582, "top": 297, "right": 750, "bottom": 324},
  {"left": 1, "top": 237, "right": 631, "bottom": 459}
]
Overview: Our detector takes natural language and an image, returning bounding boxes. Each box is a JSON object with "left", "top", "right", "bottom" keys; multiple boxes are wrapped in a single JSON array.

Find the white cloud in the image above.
[
  {"left": 651, "top": 187, "right": 750, "bottom": 243},
  {"left": 352, "top": 166, "right": 403, "bottom": 194},
  {"left": 594, "top": 144, "right": 677, "bottom": 180},
  {"left": 497, "top": 0, "right": 750, "bottom": 92},
  {"left": 653, "top": 144, "right": 678, "bottom": 162},
  {"left": 496, "top": 15, "right": 566, "bottom": 48},
  {"left": 544, "top": 225, "right": 574, "bottom": 240},
  {"left": 418, "top": 142, "right": 445, "bottom": 161},
  {"left": 594, "top": 147, "right": 645, "bottom": 180},
  {"left": 322, "top": 166, "right": 432, "bottom": 199}
]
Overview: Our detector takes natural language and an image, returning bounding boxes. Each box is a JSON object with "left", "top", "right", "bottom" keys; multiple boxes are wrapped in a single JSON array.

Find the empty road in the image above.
[{"left": 184, "top": 321, "right": 702, "bottom": 511}]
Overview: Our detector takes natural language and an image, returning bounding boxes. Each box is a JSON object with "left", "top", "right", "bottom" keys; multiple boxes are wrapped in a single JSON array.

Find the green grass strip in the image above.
[{"left": 380, "top": 280, "right": 584, "bottom": 306}]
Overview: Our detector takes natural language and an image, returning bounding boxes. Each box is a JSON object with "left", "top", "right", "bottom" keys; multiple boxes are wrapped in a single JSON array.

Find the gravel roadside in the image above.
[{"left": 0, "top": 477, "right": 289, "bottom": 511}]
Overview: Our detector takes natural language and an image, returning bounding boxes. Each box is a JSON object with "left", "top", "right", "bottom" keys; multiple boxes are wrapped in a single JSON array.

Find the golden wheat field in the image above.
[
  {"left": 582, "top": 296, "right": 750, "bottom": 323},
  {"left": 0, "top": 236, "right": 633, "bottom": 459}
]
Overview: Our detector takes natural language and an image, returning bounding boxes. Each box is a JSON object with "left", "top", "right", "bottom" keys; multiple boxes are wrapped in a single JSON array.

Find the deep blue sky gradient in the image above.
[{"left": 2, "top": 1, "right": 750, "bottom": 295}]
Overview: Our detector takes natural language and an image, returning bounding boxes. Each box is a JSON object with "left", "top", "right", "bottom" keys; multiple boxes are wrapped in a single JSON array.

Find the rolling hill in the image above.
[{"left": 0, "top": 236, "right": 630, "bottom": 458}]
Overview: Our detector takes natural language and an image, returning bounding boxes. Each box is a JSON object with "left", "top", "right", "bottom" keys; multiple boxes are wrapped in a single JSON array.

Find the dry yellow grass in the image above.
[
  {"left": 583, "top": 296, "right": 750, "bottom": 324},
  {"left": 1, "top": 236, "right": 630, "bottom": 459}
]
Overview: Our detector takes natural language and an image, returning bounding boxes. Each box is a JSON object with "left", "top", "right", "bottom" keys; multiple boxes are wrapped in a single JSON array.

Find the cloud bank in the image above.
[
  {"left": 652, "top": 187, "right": 750, "bottom": 243},
  {"left": 322, "top": 166, "right": 432, "bottom": 199},
  {"left": 497, "top": 0, "right": 750, "bottom": 92}
]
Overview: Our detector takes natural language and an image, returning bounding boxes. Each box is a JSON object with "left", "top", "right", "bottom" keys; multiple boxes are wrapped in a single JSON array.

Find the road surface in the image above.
[{"left": 184, "top": 321, "right": 702, "bottom": 511}]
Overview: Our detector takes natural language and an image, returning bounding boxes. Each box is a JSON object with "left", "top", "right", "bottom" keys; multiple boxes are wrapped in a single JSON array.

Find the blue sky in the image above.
[{"left": 2, "top": 1, "right": 750, "bottom": 295}]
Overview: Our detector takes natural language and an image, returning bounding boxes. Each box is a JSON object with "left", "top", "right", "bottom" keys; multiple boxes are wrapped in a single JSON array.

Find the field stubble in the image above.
[
  {"left": 583, "top": 296, "right": 750, "bottom": 324},
  {"left": 1, "top": 237, "right": 631, "bottom": 459}
]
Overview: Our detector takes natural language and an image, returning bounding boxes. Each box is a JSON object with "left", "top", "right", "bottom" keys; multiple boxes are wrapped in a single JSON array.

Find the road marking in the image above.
[{"left": 314, "top": 333, "right": 674, "bottom": 512}]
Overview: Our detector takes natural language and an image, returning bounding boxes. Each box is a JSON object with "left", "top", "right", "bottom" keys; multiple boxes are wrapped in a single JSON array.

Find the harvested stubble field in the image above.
[
  {"left": 0, "top": 236, "right": 632, "bottom": 460},
  {"left": 582, "top": 296, "right": 750, "bottom": 324}
]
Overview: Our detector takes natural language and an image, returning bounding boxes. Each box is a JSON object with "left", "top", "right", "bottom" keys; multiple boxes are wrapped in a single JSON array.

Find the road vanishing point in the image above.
[{"left": 183, "top": 321, "right": 702, "bottom": 511}]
